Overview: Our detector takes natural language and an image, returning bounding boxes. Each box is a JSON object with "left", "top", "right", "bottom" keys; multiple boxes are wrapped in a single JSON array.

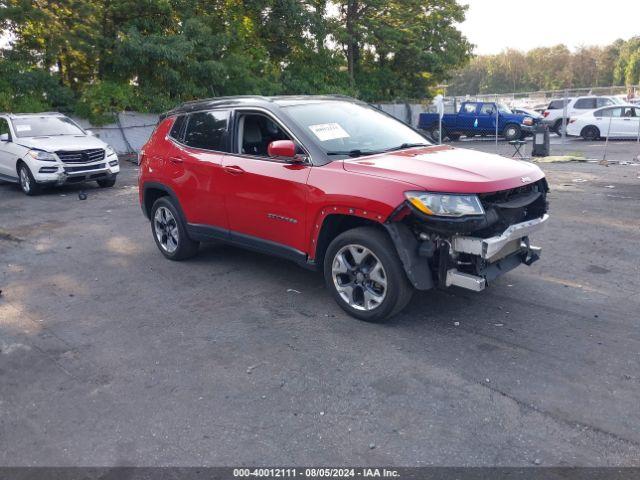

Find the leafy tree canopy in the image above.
[
  {"left": 0, "top": 0, "right": 472, "bottom": 123},
  {"left": 448, "top": 38, "right": 640, "bottom": 96}
]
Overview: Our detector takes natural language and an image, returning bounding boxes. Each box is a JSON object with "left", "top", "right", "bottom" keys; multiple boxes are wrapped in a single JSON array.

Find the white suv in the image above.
[
  {"left": 0, "top": 112, "right": 120, "bottom": 195},
  {"left": 542, "top": 96, "right": 622, "bottom": 135}
]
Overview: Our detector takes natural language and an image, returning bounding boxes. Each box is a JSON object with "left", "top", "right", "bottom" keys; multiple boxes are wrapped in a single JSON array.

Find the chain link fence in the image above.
[
  {"left": 76, "top": 88, "right": 640, "bottom": 164},
  {"left": 418, "top": 86, "right": 640, "bottom": 163}
]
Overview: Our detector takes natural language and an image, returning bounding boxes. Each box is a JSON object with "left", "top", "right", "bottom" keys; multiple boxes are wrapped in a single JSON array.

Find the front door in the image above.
[
  {"left": 222, "top": 111, "right": 311, "bottom": 257},
  {"left": 0, "top": 117, "right": 17, "bottom": 180}
]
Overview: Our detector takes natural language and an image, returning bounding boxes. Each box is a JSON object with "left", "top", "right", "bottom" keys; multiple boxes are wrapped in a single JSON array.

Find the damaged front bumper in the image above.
[
  {"left": 386, "top": 214, "right": 548, "bottom": 293},
  {"left": 445, "top": 215, "right": 548, "bottom": 291}
]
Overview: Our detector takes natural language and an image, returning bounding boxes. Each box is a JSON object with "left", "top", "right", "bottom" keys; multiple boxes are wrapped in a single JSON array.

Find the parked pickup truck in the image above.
[
  {"left": 419, "top": 102, "right": 538, "bottom": 142},
  {"left": 140, "top": 95, "right": 549, "bottom": 322}
]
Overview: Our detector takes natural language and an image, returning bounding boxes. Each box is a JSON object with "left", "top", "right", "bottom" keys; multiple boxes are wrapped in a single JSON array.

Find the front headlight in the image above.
[
  {"left": 522, "top": 117, "right": 534, "bottom": 126},
  {"left": 27, "top": 150, "right": 57, "bottom": 162},
  {"left": 105, "top": 146, "right": 116, "bottom": 157},
  {"left": 405, "top": 192, "right": 485, "bottom": 217}
]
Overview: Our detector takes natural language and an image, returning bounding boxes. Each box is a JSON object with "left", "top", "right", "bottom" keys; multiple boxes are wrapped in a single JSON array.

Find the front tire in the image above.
[
  {"left": 17, "top": 163, "right": 41, "bottom": 196},
  {"left": 150, "top": 197, "right": 199, "bottom": 260},
  {"left": 503, "top": 124, "right": 521, "bottom": 141},
  {"left": 581, "top": 125, "right": 600, "bottom": 141},
  {"left": 323, "top": 227, "right": 413, "bottom": 322},
  {"left": 97, "top": 177, "right": 116, "bottom": 188}
]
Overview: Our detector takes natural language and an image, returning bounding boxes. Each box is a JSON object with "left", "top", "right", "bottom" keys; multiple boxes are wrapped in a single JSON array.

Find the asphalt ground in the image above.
[{"left": 1, "top": 148, "right": 639, "bottom": 467}]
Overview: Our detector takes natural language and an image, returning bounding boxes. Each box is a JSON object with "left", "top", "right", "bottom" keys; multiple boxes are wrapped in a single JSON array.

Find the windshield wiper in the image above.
[
  {"left": 326, "top": 149, "right": 383, "bottom": 158},
  {"left": 382, "top": 142, "right": 430, "bottom": 153}
]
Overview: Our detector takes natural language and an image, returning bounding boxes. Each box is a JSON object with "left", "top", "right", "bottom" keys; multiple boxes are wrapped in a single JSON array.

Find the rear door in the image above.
[
  {"left": 221, "top": 109, "right": 311, "bottom": 257},
  {"left": 457, "top": 103, "right": 479, "bottom": 134},
  {"left": 167, "top": 110, "right": 230, "bottom": 229}
]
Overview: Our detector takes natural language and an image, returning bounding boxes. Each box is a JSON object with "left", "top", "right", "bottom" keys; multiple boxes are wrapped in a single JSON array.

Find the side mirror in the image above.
[
  {"left": 268, "top": 140, "right": 299, "bottom": 161},
  {"left": 0, "top": 133, "right": 9, "bottom": 141},
  {"left": 86, "top": 129, "right": 95, "bottom": 136}
]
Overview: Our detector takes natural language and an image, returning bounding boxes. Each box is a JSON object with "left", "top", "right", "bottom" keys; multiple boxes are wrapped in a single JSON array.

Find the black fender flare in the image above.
[
  {"left": 141, "top": 182, "right": 186, "bottom": 221},
  {"left": 383, "top": 222, "right": 434, "bottom": 291}
]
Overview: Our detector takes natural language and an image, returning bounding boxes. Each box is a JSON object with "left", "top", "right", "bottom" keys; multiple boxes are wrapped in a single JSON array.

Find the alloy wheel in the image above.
[
  {"left": 19, "top": 167, "right": 30, "bottom": 193},
  {"left": 331, "top": 244, "right": 387, "bottom": 311},
  {"left": 154, "top": 206, "right": 179, "bottom": 253}
]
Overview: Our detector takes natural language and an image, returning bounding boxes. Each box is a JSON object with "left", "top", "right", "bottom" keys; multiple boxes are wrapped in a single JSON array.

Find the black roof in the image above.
[{"left": 162, "top": 94, "right": 361, "bottom": 118}]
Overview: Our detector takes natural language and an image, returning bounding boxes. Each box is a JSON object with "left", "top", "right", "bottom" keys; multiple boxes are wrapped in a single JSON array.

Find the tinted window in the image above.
[
  {"left": 463, "top": 104, "right": 477, "bottom": 114},
  {"left": 184, "top": 111, "right": 229, "bottom": 151},
  {"left": 11, "top": 115, "right": 84, "bottom": 137},
  {"left": 574, "top": 98, "right": 597, "bottom": 109},
  {"left": 169, "top": 115, "right": 186, "bottom": 140},
  {"left": 0, "top": 118, "right": 10, "bottom": 139},
  {"left": 548, "top": 99, "right": 569, "bottom": 110}
]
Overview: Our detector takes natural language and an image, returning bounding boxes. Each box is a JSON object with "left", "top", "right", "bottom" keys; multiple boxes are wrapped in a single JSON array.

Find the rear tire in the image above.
[
  {"left": 97, "top": 177, "right": 116, "bottom": 188},
  {"left": 150, "top": 196, "right": 199, "bottom": 261},
  {"left": 428, "top": 123, "right": 441, "bottom": 142},
  {"left": 581, "top": 125, "right": 600, "bottom": 141},
  {"left": 17, "top": 163, "right": 41, "bottom": 196},
  {"left": 553, "top": 119, "right": 566, "bottom": 136},
  {"left": 323, "top": 226, "right": 413, "bottom": 322}
]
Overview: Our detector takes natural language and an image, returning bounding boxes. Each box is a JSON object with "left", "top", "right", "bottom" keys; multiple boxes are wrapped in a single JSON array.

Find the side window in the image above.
[
  {"left": 599, "top": 108, "right": 622, "bottom": 117},
  {"left": 169, "top": 115, "right": 186, "bottom": 141},
  {"left": 237, "top": 113, "right": 293, "bottom": 157},
  {"left": 480, "top": 104, "right": 495, "bottom": 115},
  {"left": 462, "top": 104, "right": 477, "bottom": 114},
  {"left": 596, "top": 98, "right": 613, "bottom": 108},
  {"left": 184, "top": 110, "right": 229, "bottom": 151},
  {"left": 574, "top": 98, "right": 596, "bottom": 109},
  {"left": 621, "top": 107, "right": 635, "bottom": 117},
  {"left": 0, "top": 118, "right": 11, "bottom": 140}
]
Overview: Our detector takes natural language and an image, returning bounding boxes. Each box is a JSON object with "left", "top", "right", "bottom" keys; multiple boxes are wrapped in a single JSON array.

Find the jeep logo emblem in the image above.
[{"left": 521, "top": 176, "right": 531, "bottom": 183}]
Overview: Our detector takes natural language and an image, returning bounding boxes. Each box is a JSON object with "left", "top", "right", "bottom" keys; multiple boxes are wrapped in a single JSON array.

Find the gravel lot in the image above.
[{"left": 1, "top": 145, "right": 639, "bottom": 467}]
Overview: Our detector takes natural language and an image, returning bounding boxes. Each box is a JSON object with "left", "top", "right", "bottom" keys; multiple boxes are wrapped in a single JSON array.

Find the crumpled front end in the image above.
[{"left": 385, "top": 179, "right": 550, "bottom": 292}]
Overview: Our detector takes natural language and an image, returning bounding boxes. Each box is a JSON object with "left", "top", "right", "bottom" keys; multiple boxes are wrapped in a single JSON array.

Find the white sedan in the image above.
[{"left": 567, "top": 104, "right": 640, "bottom": 140}]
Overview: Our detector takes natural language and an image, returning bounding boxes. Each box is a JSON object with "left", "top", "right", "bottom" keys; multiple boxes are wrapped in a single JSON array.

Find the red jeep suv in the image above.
[{"left": 139, "top": 96, "right": 549, "bottom": 321}]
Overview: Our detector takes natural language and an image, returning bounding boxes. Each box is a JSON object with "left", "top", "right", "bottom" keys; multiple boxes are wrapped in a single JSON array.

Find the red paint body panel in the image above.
[
  {"left": 342, "top": 145, "right": 544, "bottom": 194},
  {"left": 221, "top": 155, "right": 311, "bottom": 251},
  {"left": 139, "top": 117, "right": 547, "bottom": 262}
]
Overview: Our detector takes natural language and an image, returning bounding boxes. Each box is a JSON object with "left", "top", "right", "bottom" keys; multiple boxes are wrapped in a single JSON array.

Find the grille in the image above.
[
  {"left": 64, "top": 163, "right": 106, "bottom": 173},
  {"left": 475, "top": 179, "right": 549, "bottom": 237},
  {"left": 56, "top": 148, "right": 105, "bottom": 164}
]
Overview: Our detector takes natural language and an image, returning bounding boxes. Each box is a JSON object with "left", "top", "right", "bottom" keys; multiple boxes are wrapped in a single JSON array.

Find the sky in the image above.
[{"left": 459, "top": 0, "right": 638, "bottom": 55}]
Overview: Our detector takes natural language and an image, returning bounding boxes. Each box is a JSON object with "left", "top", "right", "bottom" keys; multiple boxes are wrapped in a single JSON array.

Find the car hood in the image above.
[
  {"left": 342, "top": 145, "right": 545, "bottom": 193},
  {"left": 15, "top": 135, "right": 107, "bottom": 152}
]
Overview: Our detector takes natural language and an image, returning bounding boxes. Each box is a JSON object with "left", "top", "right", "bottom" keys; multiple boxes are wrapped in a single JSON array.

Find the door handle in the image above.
[
  {"left": 223, "top": 165, "right": 245, "bottom": 175},
  {"left": 169, "top": 156, "right": 184, "bottom": 163}
]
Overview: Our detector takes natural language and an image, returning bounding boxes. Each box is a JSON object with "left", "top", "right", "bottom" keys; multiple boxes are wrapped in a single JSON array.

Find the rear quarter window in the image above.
[{"left": 169, "top": 115, "right": 186, "bottom": 141}]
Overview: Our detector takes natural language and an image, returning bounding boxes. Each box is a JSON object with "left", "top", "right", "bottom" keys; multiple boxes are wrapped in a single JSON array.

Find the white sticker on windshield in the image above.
[
  {"left": 15, "top": 125, "right": 31, "bottom": 132},
  {"left": 308, "top": 123, "right": 350, "bottom": 142}
]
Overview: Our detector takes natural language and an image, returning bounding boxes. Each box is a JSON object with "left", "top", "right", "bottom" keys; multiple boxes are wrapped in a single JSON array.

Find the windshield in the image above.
[
  {"left": 497, "top": 104, "right": 512, "bottom": 114},
  {"left": 11, "top": 116, "right": 85, "bottom": 138},
  {"left": 283, "top": 101, "right": 430, "bottom": 157}
]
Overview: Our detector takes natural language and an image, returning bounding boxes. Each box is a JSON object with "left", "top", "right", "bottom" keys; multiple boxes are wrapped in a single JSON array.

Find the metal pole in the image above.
[
  {"left": 495, "top": 95, "right": 499, "bottom": 153},
  {"left": 602, "top": 112, "right": 613, "bottom": 162},
  {"left": 439, "top": 113, "right": 442, "bottom": 145},
  {"left": 561, "top": 89, "right": 568, "bottom": 151}
]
